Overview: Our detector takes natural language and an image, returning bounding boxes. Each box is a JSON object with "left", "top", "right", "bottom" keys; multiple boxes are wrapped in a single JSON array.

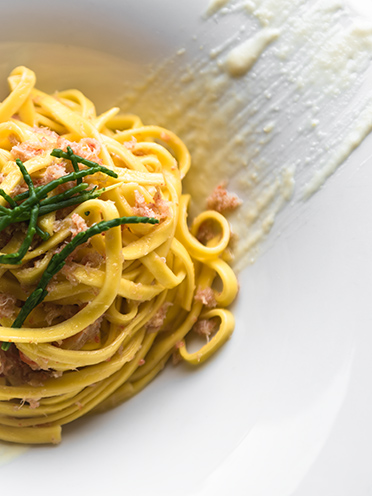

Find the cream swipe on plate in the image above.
[{"left": 0, "top": 67, "right": 239, "bottom": 444}]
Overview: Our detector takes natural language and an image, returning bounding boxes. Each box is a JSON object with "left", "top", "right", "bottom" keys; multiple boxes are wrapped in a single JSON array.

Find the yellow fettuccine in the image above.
[{"left": 0, "top": 67, "right": 239, "bottom": 445}]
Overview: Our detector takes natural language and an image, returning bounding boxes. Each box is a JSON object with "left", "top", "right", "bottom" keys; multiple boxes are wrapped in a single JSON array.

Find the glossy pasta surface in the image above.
[{"left": 0, "top": 67, "right": 238, "bottom": 444}]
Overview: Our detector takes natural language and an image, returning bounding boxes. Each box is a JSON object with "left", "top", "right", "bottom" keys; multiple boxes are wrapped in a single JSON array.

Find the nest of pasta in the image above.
[{"left": 0, "top": 67, "right": 239, "bottom": 444}]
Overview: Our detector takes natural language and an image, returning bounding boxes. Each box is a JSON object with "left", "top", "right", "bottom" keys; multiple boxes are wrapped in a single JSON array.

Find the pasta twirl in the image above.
[{"left": 0, "top": 67, "right": 239, "bottom": 444}]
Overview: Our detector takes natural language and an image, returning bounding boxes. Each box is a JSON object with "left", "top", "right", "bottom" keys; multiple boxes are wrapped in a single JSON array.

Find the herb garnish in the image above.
[{"left": 0, "top": 149, "right": 159, "bottom": 350}]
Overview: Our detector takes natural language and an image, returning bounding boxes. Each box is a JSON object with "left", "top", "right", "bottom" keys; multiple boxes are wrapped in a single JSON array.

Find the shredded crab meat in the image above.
[
  {"left": 57, "top": 137, "right": 102, "bottom": 163},
  {"left": 146, "top": 302, "right": 173, "bottom": 333},
  {"left": 56, "top": 215, "right": 89, "bottom": 283},
  {"left": 53, "top": 247, "right": 100, "bottom": 287},
  {"left": 206, "top": 183, "right": 242, "bottom": 213},
  {"left": 18, "top": 351, "right": 48, "bottom": 371},
  {"left": 32, "top": 126, "right": 59, "bottom": 139},
  {"left": 123, "top": 136, "right": 137, "bottom": 150},
  {"left": 194, "top": 286, "right": 217, "bottom": 308},
  {"left": 12, "top": 182, "right": 28, "bottom": 197},
  {"left": 53, "top": 220, "right": 65, "bottom": 234},
  {"left": 23, "top": 398, "right": 41, "bottom": 409},
  {"left": 43, "top": 303, "right": 78, "bottom": 326},
  {"left": 38, "top": 162, "right": 67, "bottom": 185},
  {"left": 70, "top": 213, "right": 88, "bottom": 238},
  {"left": 11, "top": 137, "right": 54, "bottom": 162},
  {"left": 0, "top": 293, "right": 16, "bottom": 319},
  {"left": 196, "top": 220, "right": 216, "bottom": 244},
  {"left": 133, "top": 189, "right": 170, "bottom": 220},
  {"left": 81, "top": 250, "right": 104, "bottom": 268},
  {"left": 54, "top": 213, "right": 87, "bottom": 240},
  {"left": 193, "top": 319, "right": 218, "bottom": 341},
  {"left": 11, "top": 127, "right": 59, "bottom": 161},
  {"left": 10, "top": 133, "right": 103, "bottom": 202},
  {"left": 10, "top": 129, "right": 102, "bottom": 165},
  {"left": 51, "top": 370, "right": 63, "bottom": 379},
  {"left": 62, "top": 316, "right": 103, "bottom": 350},
  {"left": 20, "top": 255, "right": 47, "bottom": 274},
  {"left": 0, "top": 348, "right": 52, "bottom": 387},
  {"left": 61, "top": 262, "right": 79, "bottom": 286},
  {"left": 0, "top": 224, "right": 19, "bottom": 250},
  {"left": 172, "top": 341, "right": 185, "bottom": 365}
]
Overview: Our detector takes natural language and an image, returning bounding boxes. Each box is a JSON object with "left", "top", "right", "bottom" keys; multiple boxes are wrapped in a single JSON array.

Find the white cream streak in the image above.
[
  {"left": 225, "top": 28, "right": 280, "bottom": 77},
  {"left": 123, "top": 0, "right": 372, "bottom": 268},
  {"left": 206, "top": 0, "right": 231, "bottom": 16},
  {"left": 304, "top": 98, "right": 372, "bottom": 197}
]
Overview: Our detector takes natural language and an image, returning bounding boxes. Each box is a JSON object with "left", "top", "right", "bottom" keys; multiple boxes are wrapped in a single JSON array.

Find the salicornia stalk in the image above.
[
  {"left": 0, "top": 189, "right": 17, "bottom": 208},
  {"left": 66, "top": 145, "right": 82, "bottom": 185},
  {"left": 0, "top": 160, "right": 41, "bottom": 264},
  {"left": 35, "top": 225, "right": 50, "bottom": 241}
]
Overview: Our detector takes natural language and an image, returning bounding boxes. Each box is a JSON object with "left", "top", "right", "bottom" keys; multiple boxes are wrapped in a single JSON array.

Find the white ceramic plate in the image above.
[{"left": 2, "top": 1, "right": 372, "bottom": 495}]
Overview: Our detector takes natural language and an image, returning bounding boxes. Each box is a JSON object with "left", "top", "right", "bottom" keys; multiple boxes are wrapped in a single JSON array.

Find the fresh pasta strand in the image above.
[{"left": 0, "top": 66, "right": 239, "bottom": 444}]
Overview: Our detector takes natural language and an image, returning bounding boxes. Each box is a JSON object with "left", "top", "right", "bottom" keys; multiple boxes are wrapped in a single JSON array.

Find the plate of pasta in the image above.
[{"left": 2, "top": 0, "right": 372, "bottom": 495}]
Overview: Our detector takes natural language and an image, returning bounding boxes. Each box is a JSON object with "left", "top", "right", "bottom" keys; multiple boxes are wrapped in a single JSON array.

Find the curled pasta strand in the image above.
[
  {"left": 105, "top": 299, "right": 138, "bottom": 325},
  {"left": 176, "top": 195, "right": 230, "bottom": 260},
  {"left": 179, "top": 308, "right": 235, "bottom": 365},
  {"left": 204, "top": 257, "right": 239, "bottom": 307}
]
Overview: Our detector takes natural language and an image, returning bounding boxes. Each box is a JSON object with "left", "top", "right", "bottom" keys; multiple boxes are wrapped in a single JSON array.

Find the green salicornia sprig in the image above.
[
  {"left": 0, "top": 204, "right": 40, "bottom": 265},
  {"left": 0, "top": 160, "right": 41, "bottom": 264},
  {"left": 17, "top": 165, "right": 117, "bottom": 201},
  {"left": 0, "top": 159, "right": 43, "bottom": 232},
  {"left": 13, "top": 179, "right": 88, "bottom": 203},
  {"left": 12, "top": 190, "right": 35, "bottom": 202},
  {"left": 0, "top": 168, "right": 116, "bottom": 232},
  {"left": 13, "top": 156, "right": 117, "bottom": 202},
  {"left": 39, "top": 182, "right": 90, "bottom": 206},
  {"left": 50, "top": 148, "right": 117, "bottom": 178},
  {"left": 13, "top": 187, "right": 107, "bottom": 223},
  {"left": 35, "top": 225, "right": 50, "bottom": 241},
  {"left": 2, "top": 216, "right": 159, "bottom": 344},
  {"left": 0, "top": 204, "right": 11, "bottom": 215},
  {"left": 36, "top": 188, "right": 103, "bottom": 216},
  {"left": 15, "top": 159, "right": 36, "bottom": 198},
  {"left": 0, "top": 155, "right": 118, "bottom": 235},
  {"left": 0, "top": 189, "right": 17, "bottom": 209},
  {"left": 66, "top": 145, "right": 82, "bottom": 185}
]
